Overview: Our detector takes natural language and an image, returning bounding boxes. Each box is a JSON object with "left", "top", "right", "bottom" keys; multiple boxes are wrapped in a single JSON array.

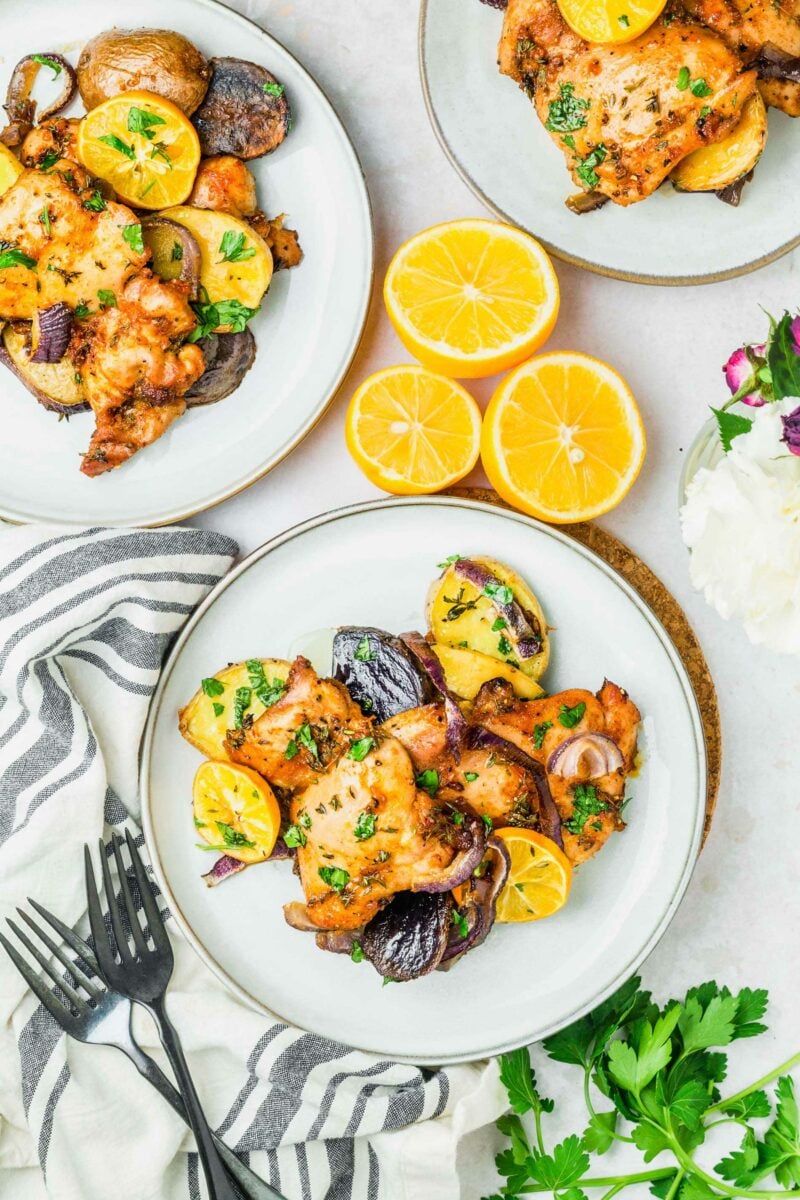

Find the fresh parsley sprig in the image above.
[{"left": 486, "top": 977, "right": 800, "bottom": 1200}]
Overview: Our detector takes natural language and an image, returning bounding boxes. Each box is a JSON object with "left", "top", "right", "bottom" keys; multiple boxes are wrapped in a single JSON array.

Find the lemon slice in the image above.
[
  {"left": 557, "top": 0, "right": 667, "bottom": 44},
  {"left": 193, "top": 760, "right": 281, "bottom": 864},
  {"left": 493, "top": 828, "right": 573, "bottom": 923}
]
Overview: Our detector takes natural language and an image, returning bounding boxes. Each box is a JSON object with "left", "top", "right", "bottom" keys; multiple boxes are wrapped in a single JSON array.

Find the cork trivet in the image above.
[{"left": 449, "top": 487, "right": 721, "bottom": 843}]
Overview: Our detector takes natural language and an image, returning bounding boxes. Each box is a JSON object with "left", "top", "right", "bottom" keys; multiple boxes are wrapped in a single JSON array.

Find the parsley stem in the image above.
[
  {"left": 663, "top": 1168, "right": 685, "bottom": 1200},
  {"left": 583, "top": 1067, "right": 634, "bottom": 1144},
  {"left": 706, "top": 1051, "right": 800, "bottom": 1115},
  {"left": 518, "top": 1169, "right": 676, "bottom": 1191},
  {"left": 665, "top": 1116, "right": 800, "bottom": 1200},
  {"left": 532, "top": 1103, "right": 546, "bottom": 1156}
]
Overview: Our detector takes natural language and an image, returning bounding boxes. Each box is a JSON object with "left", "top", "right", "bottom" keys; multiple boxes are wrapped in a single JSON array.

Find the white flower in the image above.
[{"left": 681, "top": 399, "right": 800, "bottom": 655}]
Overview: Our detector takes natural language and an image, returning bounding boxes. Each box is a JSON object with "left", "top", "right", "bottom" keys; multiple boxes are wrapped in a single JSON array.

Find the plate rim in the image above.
[
  {"left": 0, "top": 0, "right": 374, "bottom": 528},
  {"left": 418, "top": 0, "right": 800, "bottom": 287},
  {"left": 141, "top": 495, "right": 707, "bottom": 1065}
]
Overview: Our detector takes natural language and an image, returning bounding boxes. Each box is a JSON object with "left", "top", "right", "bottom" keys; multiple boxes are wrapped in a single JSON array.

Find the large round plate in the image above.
[
  {"left": 420, "top": 0, "right": 800, "bottom": 284},
  {"left": 142, "top": 498, "right": 705, "bottom": 1064},
  {"left": 0, "top": 0, "right": 372, "bottom": 526}
]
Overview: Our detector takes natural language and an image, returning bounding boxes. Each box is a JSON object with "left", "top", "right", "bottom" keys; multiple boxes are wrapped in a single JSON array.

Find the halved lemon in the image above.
[
  {"left": 0, "top": 144, "right": 23, "bottom": 197},
  {"left": 556, "top": 0, "right": 667, "bottom": 43},
  {"left": 481, "top": 351, "right": 646, "bottom": 524},
  {"left": 77, "top": 90, "right": 200, "bottom": 210},
  {"left": 345, "top": 364, "right": 482, "bottom": 494},
  {"left": 384, "top": 219, "right": 560, "bottom": 379},
  {"left": 193, "top": 760, "right": 281, "bottom": 864},
  {"left": 493, "top": 828, "right": 573, "bottom": 923}
]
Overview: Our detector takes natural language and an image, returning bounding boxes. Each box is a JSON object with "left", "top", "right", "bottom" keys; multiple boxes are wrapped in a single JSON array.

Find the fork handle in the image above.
[
  {"left": 148, "top": 995, "right": 242, "bottom": 1200},
  {"left": 124, "top": 1036, "right": 284, "bottom": 1200}
]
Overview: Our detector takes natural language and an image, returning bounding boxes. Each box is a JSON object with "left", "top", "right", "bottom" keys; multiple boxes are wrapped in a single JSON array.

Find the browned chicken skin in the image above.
[
  {"left": 19, "top": 118, "right": 81, "bottom": 167},
  {"left": 500, "top": 0, "right": 758, "bottom": 204}
]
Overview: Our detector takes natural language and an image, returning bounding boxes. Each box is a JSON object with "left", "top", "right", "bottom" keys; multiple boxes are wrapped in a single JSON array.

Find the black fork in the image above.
[
  {"left": 85, "top": 830, "right": 242, "bottom": 1200},
  {"left": 0, "top": 899, "right": 282, "bottom": 1200}
]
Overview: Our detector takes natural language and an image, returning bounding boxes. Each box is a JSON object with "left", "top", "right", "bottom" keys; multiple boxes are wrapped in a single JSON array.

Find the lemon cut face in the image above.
[
  {"left": 193, "top": 760, "right": 281, "bottom": 864},
  {"left": 493, "top": 828, "right": 573, "bottom": 923}
]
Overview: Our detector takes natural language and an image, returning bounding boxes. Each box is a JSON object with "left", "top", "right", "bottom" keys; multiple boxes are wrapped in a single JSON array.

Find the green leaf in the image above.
[
  {"left": 767, "top": 312, "right": 800, "bottom": 402},
  {"left": 733, "top": 987, "right": 769, "bottom": 1039},
  {"left": 127, "top": 105, "right": 166, "bottom": 138},
  {"left": 722, "top": 1090, "right": 771, "bottom": 1120},
  {"left": 212, "top": 701, "right": 225, "bottom": 717},
  {"left": 347, "top": 736, "right": 375, "bottom": 761},
  {"left": 215, "top": 821, "right": 255, "bottom": 849},
  {"left": 353, "top": 810, "right": 377, "bottom": 840},
  {"left": 677, "top": 65, "right": 691, "bottom": 89},
  {"left": 558, "top": 701, "right": 587, "bottom": 729},
  {"left": 608, "top": 1004, "right": 681, "bottom": 1093},
  {"left": 233, "top": 686, "right": 252, "bottom": 729},
  {"left": 632, "top": 1122, "right": 672, "bottom": 1162},
  {"left": 97, "top": 289, "right": 117, "bottom": 308},
  {"left": 561, "top": 1190, "right": 589, "bottom": 1200},
  {"left": 650, "top": 1173, "right": 680, "bottom": 1198},
  {"left": 354, "top": 636, "right": 376, "bottom": 662},
  {"left": 318, "top": 865, "right": 349, "bottom": 892},
  {"left": 678, "top": 990, "right": 740, "bottom": 1054},
  {"left": 496, "top": 1112, "right": 531, "bottom": 1165},
  {"left": 31, "top": 54, "right": 62, "bottom": 78},
  {"left": 415, "top": 768, "right": 439, "bottom": 797},
  {"left": 122, "top": 223, "right": 144, "bottom": 255},
  {"left": 527, "top": 1136, "right": 589, "bottom": 1190},
  {"left": 201, "top": 676, "right": 225, "bottom": 697},
  {"left": 669, "top": 1081, "right": 712, "bottom": 1131},
  {"left": 544, "top": 975, "right": 645, "bottom": 1067},
  {"left": 711, "top": 407, "right": 752, "bottom": 452},
  {"left": 219, "top": 229, "right": 256, "bottom": 263},
  {"left": 766, "top": 1076, "right": 800, "bottom": 1187},
  {"left": 545, "top": 81, "right": 590, "bottom": 133},
  {"left": 583, "top": 1110, "right": 617, "bottom": 1154},
  {"left": 0, "top": 247, "right": 37, "bottom": 271},
  {"left": 97, "top": 133, "right": 135, "bottom": 159},
  {"left": 680, "top": 1177, "right": 719, "bottom": 1200},
  {"left": 283, "top": 824, "right": 306, "bottom": 848},
  {"left": 498, "top": 1047, "right": 553, "bottom": 1116},
  {"left": 263, "top": 80, "right": 285, "bottom": 98}
]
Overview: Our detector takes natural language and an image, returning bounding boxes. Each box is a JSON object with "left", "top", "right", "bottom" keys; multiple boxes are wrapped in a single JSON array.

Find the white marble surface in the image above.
[{"left": 190, "top": 3, "right": 800, "bottom": 1195}]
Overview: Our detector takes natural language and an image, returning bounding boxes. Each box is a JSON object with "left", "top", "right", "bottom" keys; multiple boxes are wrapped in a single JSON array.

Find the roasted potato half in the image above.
[
  {"left": 161, "top": 205, "right": 273, "bottom": 323},
  {"left": 179, "top": 658, "right": 291, "bottom": 759},
  {"left": 0, "top": 323, "right": 88, "bottom": 414},
  {"left": 427, "top": 556, "right": 549, "bottom": 681},
  {"left": 77, "top": 29, "right": 211, "bottom": 115},
  {"left": 431, "top": 643, "right": 544, "bottom": 701},
  {"left": 671, "top": 93, "right": 767, "bottom": 193}
]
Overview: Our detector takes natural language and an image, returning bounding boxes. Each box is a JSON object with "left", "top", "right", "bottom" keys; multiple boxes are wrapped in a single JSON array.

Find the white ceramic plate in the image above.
[
  {"left": 0, "top": 0, "right": 372, "bottom": 526},
  {"left": 420, "top": 0, "right": 800, "bottom": 284},
  {"left": 142, "top": 497, "right": 706, "bottom": 1065}
]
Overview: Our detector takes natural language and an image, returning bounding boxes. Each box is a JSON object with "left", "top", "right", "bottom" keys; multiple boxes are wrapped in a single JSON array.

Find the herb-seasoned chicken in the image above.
[
  {"left": 471, "top": 679, "right": 640, "bottom": 864},
  {"left": 226, "top": 656, "right": 373, "bottom": 792},
  {"left": 286, "top": 735, "right": 466, "bottom": 931},
  {"left": 499, "top": 0, "right": 758, "bottom": 204}
]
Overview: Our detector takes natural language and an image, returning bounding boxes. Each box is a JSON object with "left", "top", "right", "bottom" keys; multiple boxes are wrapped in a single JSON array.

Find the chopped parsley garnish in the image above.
[
  {"left": 699, "top": 105, "right": 712, "bottom": 119},
  {"left": 676, "top": 67, "right": 713, "bottom": 97},
  {"left": 193, "top": 816, "right": 206, "bottom": 829},
  {"left": 201, "top": 677, "right": 225, "bottom": 697},
  {"left": 73, "top": 303, "right": 91, "bottom": 319},
  {"left": 354, "top": 811, "right": 377, "bottom": 841},
  {"left": 452, "top": 909, "right": 470, "bottom": 939},
  {"left": 691, "top": 78, "right": 713, "bottom": 97},
  {"left": 564, "top": 782, "right": 609, "bottom": 835},
  {"left": 189, "top": 293, "right": 259, "bottom": 340},
  {"left": 464, "top": 771, "right": 479, "bottom": 782},
  {"left": 545, "top": 82, "right": 590, "bottom": 133},
  {"left": 39, "top": 206, "right": 52, "bottom": 235},
  {"left": 481, "top": 813, "right": 493, "bottom": 834},
  {"left": 219, "top": 230, "right": 256, "bottom": 263},
  {"left": 39, "top": 149, "right": 60, "bottom": 171},
  {"left": 233, "top": 686, "right": 252, "bottom": 729},
  {"left": 285, "top": 723, "right": 319, "bottom": 761},
  {"left": 618, "top": 13, "right": 630, "bottom": 24},
  {"left": 533, "top": 720, "right": 552, "bottom": 749},
  {"left": 263, "top": 81, "right": 285, "bottom": 98},
  {"left": 443, "top": 587, "right": 478, "bottom": 621},
  {"left": 216, "top": 821, "right": 255, "bottom": 849},
  {"left": 483, "top": 580, "right": 514, "bottom": 605},
  {"left": 350, "top": 939, "right": 364, "bottom": 963},
  {"left": 677, "top": 66, "right": 691, "bottom": 90},
  {"left": 283, "top": 823, "right": 307, "bottom": 848},
  {"left": 122, "top": 223, "right": 144, "bottom": 254},
  {"left": 127, "top": 106, "right": 167, "bottom": 140},
  {"left": 0, "top": 247, "right": 36, "bottom": 271},
  {"left": 171, "top": 241, "right": 184, "bottom": 261},
  {"left": 452, "top": 810, "right": 465, "bottom": 826},
  {"left": 575, "top": 143, "right": 607, "bottom": 189},
  {"left": 149, "top": 141, "right": 173, "bottom": 167},
  {"left": 347, "top": 736, "right": 375, "bottom": 761},
  {"left": 437, "top": 553, "right": 462, "bottom": 569},
  {"left": 318, "top": 865, "right": 350, "bottom": 892},
  {"left": 97, "top": 133, "right": 135, "bottom": 159},
  {"left": 498, "top": 635, "right": 512, "bottom": 656},
  {"left": 558, "top": 702, "right": 586, "bottom": 729},
  {"left": 31, "top": 54, "right": 62, "bottom": 78},
  {"left": 492, "top": 617, "right": 507, "bottom": 632},
  {"left": 285, "top": 738, "right": 300, "bottom": 760},
  {"left": 415, "top": 769, "right": 439, "bottom": 797},
  {"left": 246, "top": 659, "right": 286, "bottom": 708},
  {"left": 354, "top": 636, "right": 376, "bottom": 662},
  {"left": 97, "top": 289, "right": 117, "bottom": 308},
  {"left": 83, "top": 190, "right": 107, "bottom": 212},
  {"left": 212, "top": 702, "right": 225, "bottom": 718},
  {"left": 299, "top": 810, "right": 312, "bottom": 829}
]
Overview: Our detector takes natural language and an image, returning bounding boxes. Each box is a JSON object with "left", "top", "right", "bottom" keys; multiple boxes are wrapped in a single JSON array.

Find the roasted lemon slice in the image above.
[
  {"left": 0, "top": 144, "right": 23, "bottom": 198},
  {"left": 77, "top": 90, "right": 200, "bottom": 209},
  {"left": 493, "top": 828, "right": 573, "bottom": 923},
  {"left": 193, "top": 761, "right": 281, "bottom": 864},
  {"left": 557, "top": 0, "right": 667, "bottom": 43}
]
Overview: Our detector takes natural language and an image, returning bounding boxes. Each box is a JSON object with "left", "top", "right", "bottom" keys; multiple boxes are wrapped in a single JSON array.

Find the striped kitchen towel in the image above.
[{"left": 0, "top": 525, "right": 505, "bottom": 1200}]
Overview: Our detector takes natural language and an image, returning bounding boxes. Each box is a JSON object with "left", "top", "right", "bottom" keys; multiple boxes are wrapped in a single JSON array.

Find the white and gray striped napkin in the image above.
[{"left": 0, "top": 525, "right": 505, "bottom": 1200}]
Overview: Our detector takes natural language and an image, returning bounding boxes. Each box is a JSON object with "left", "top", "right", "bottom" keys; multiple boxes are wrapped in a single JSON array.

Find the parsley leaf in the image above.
[
  {"left": 31, "top": 54, "right": 62, "bottom": 79},
  {"left": 499, "top": 1046, "right": 555, "bottom": 1116},
  {"left": 212, "top": 701, "right": 225, "bottom": 717},
  {"left": 452, "top": 909, "right": 469, "bottom": 939},
  {"left": 527, "top": 1136, "right": 590, "bottom": 1190},
  {"left": 0, "top": 247, "right": 36, "bottom": 271},
  {"left": 233, "top": 686, "right": 252, "bottom": 729},
  {"left": 534, "top": 720, "right": 553, "bottom": 749},
  {"left": 201, "top": 677, "right": 225, "bottom": 697},
  {"left": 263, "top": 80, "right": 285, "bottom": 97},
  {"left": 127, "top": 106, "right": 167, "bottom": 140},
  {"left": 318, "top": 865, "right": 349, "bottom": 892},
  {"left": 354, "top": 811, "right": 377, "bottom": 840},
  {"left": 82, "top": 190, "right": 107, "bottom": 212},
  {"left": 97, "top": 133, "right": 135, "bottom": 159},
  {"left": 354, "top": 636, "right": 376, "bottom": 662},
  {"left": 415, "top": 768, "right": 439, "bottom": 797},
  {"left": 575, "top": 143, "right": 607, "bottom": 189},
  {"left": 559, "top": 701, "right": 587, "bottom": 728},
  {"left": 347, "top": 736, "right": 375, "bottom": 761},
  {"left": 483, "top": 580, "right": 514, "bottom": 605},
  {"left": 189, "top": 293, "right": 259, "bottom": 340},
  {"left": 219, "top": 230, "right": 257, "bottom": 263},
  {"left": 350, "top": 939, "right": 364, "bottom": 963},
  {"left": 246, "top": 659, "right": 287, "bottom": 708},
  {"left": 545, "top": 82, "right": 590, "bottom": 133},
  {"left": 437, "top": 553, "right": 462, "bottom": 569},
  {"left": 677, "top": 66, "right": 691, "bottom": 90},
  {"left": 122, "top": 223, "right": 144, "bottom": 255},
  {"left": 216, "top": 821, "right": 255, "bottom": 849},
  {"left": 283, "top": 824, "right": 307, "bottom": 848},
  {"left": 97, "top": 289, "right": 117, "bottom": 308}
]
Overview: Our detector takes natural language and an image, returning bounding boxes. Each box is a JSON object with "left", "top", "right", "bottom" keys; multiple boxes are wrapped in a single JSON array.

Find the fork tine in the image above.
[
  {"left": 125, "top": 829, "right": 171, "bottom": 953},
  {"left": 84, "top": 843, "right": 115, "bottom": 978},
  {"left": 99, "top": 837, "right": 132, "bottom": 965},
  {"left": 6, "top": 919, "right": 89, "bottom": 1012},
  {"left": 27, "top": 897, "right": 100, "bottom": 974},
  {"left": 111, "top": 835, "right": 148, "bottom": 957},
  {"left": 0, "top": 930, "right": 73, "bottom": 1024},
  {"left": 17, "top": 909, "right": 104, "bottom": 1001}
]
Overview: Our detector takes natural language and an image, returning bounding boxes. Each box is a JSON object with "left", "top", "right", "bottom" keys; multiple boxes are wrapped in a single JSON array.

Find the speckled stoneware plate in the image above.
[
  {"left": 420, "top": 0, "right": 800, "bottom": 285},
  {"left": 0, "top": 0, "right": 372, "bottom": 526},
  {"left": 142, "top": 497, "right": 706, "bottom": 1065}
]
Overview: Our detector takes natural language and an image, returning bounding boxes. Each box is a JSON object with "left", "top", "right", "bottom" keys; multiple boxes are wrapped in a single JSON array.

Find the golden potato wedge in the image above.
[
  {"left": 431, "top": 643, "right": 544, "bottom": 700},
  {"left": 179, "top": 658, "right": 291, "bottom": 759},
  {"left": 160, "top": 206, "right": 273, "bottom": 325},
  {"left": 671, "top": 93, "right": 767, "bottom": 193},
  {"left": 0, "top": 144, "right": 23, "bottom": 198},
  {"left": 426, "top": 556, "right": 549, "bottom": 680}
]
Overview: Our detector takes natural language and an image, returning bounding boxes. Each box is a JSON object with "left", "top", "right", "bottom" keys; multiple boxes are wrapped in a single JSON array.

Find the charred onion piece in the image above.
[
  {"left": 192, "top": 57, "right": 291, "bottom": 159},
  {"left": 30, "top": 303, "right": 72, "bottom": 363},
  {"left": 547, "top": 731, "right": 624, "bottom": 778},
  {"left": 753, "top": 43, "right": 800, "bottom": 82},
  {"left": 332, "top": 626, "right": 437, "bottom": 722},
  {"left": 185, "top": 330, "right": 256, "bottom": 407},
  {"left": 284, "top": 901, "right": 327, "bottom": 932},
  {"left": 315, "top": 929, "right": 359, "bottom": 956},
  {"left": 201, "top": 836, "right": 291, "bottom": 887},
  {"left": 361, "top": 891, "right": 453, "bottom": 981},
  {"left": 566, "top": 190, "right": 609, "bottom": 215},
  {"left": 717, "top": 170, "right": 754, "bottom": 207},
  {"left": 467, "top": 725, "right": 564, "bottom": 848},
  {"left": 453, "top": 559, "right": 543, "bottom": 659},
  {"left": 415, "top": 809, "right": 486, "bottom": 893},
  {"left": 400, "top": 630, "right": 468, "bottom": 758},
  {"left": 2, "top": 53, "right": 77, "bottom": 147},
  {"left": 141, "top": 217, "right": 202, "bottom": 295},
  {"left": 439, "top": 836, "right": 511, "bottom": 968}
]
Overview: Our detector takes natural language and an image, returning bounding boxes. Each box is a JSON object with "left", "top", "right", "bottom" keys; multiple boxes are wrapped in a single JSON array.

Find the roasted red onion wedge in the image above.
[
  {"left": 31, "top": 303, "right": 72, "bottom": 363},
  {"left": 332, "top": 626, "right": 437, "bottom": 723},
  {"left": 401, "top": 630, "right": 468, "bottom": 758},
  {"left": 284, "top": 901, "right": 326, "bottom": 932},
  {"left": 453, "top": 559, "right": 543, "bottom": 659},
  {"left": 185, "top": 330, "right": 256, "bottom": 407},
  {"left": 202, "top": 836, "right": 291, "bottom": 888},
  {"left": 467, "top": 725, "right": 564, "bottom": 848},
  {"left": 315, "top": 929, "right": 359, "bottom": 956},
  {"left": 141, "top": 217, "right": 202, "bottom": 295},
  {"left": 439, "top": 836, "right": 511, "bottom": 969},
  {"left": 547, "top": 732, "right": 624, "bottom": 779},
  {"left": 361, "top": 891, "right": 453, "bottom": 981},
  {"left": 416, "top": 809, "right": 487, "bottom": 893},
  {"left": 1, "top": 53, "right": 77, "bottom": 147}
]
